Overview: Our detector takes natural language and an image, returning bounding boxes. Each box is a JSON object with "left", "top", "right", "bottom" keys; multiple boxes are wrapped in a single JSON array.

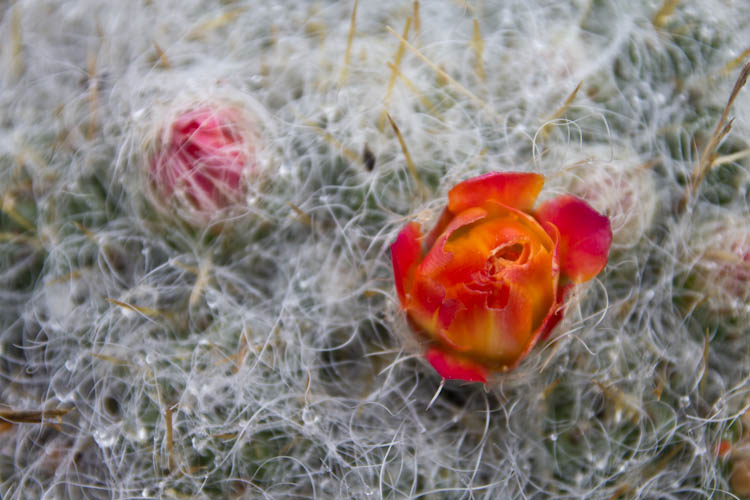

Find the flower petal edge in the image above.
[
  {"left": 391, "top": 222, "right": 423, "bottom": 306},
  {"left": 535, "top": 195, "right": 612, "bottom": 283},
  {"left": 448, "top": 172, "right": 545, "bottom": 214},
  {"left": 424, "top": 347, "right": 488, "bottom": 383}
]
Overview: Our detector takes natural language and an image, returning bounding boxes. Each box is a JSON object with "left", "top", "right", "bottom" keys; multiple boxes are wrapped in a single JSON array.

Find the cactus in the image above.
[{"left": 1, "top": 0, "right": 749, "bottom": 498}]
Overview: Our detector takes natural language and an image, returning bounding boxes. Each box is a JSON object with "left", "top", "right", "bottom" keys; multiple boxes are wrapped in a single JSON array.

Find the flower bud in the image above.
[
  {"left": 149, "top": 105, "right": 257, "bottom": 224},
  {"left": 391, "top": 172, "right": 612, "bottom": 382},
  {"left": 691, "top": 215, "right": 750, "bottom": 316},
  {"left": 732, "top": 459, "right": 750, "bottom": 497}
]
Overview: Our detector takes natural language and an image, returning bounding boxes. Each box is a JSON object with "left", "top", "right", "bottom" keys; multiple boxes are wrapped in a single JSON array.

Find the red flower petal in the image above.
[
  {"left": 448, "top": 172, "right": 544, "bottom": 214},
  {"left": 538, "top": 283, "right": 573, "bottom": 342},
  {"left": 424, "top": 347, "right": 488, "bottom": 383},
  {"left": 535, "top": 195, "right": 612, "bottom": 283},
  {"left": 391, "top": 222, "right": 423, "bottom": 306},
  {"left": 424, "top": 207, "right": 453, "bottom": 250}
]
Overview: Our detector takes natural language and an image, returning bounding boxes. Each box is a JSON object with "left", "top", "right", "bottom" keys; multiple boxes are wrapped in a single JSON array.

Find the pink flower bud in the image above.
[
  {"left": 692, "top": 216, "right": 750, "bottom": 315},
  {"left": 150, "top": 106, "right": 256, "bottom": 222}
]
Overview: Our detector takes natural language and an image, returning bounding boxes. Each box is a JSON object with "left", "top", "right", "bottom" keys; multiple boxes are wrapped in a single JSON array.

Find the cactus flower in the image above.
[
  {"left": 150, "top": 106, "right": 256, "bottom": 221},
  {"left": 391, "top": 172, "right": 612, "bottom": 382}
]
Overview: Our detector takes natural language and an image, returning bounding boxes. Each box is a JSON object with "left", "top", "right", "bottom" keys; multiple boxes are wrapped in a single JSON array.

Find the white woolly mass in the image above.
[{"left": 1, "top": 0, "right": 750, "bottom": 499}]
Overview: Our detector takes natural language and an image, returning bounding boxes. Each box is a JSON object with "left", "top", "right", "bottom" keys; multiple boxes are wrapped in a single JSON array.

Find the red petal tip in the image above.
[
  {"left": 425, "top": 347, "right": 488, "bottom": 383},
  {"left": 536, "top": 195, "right": 612, "bottom": 283}
]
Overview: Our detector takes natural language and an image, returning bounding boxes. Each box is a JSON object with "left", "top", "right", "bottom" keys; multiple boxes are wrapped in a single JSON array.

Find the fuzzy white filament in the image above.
[{"left": 1, "top": 1, "right": 749, "bottom": 499}]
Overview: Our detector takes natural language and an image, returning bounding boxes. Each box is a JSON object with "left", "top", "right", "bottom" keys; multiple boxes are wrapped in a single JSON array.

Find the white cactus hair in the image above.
[{"left": 1, "top": 0, "right": 750, "bottom": 499}]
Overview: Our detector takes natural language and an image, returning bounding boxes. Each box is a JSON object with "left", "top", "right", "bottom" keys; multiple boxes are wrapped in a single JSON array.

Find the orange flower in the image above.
[{"left": 391, "top": 172, "right": 612, "bottom": 383}]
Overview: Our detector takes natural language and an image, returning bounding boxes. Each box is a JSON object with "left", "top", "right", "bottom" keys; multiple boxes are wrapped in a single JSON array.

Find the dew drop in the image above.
[
  {"left": 58, "top": 390, "right": 76, "bottom": 403},
  {"left": 192, "top": 437, "right": 207, "bottom": 452},
  {"left": 302, "top": 407, "right": 319, "bottom": 426},
  {"left": 93, "top": 428, "right": 117, "bottom": 448},
  {"left": 614, "top": 408, "right": 623, "bottom": 424}
]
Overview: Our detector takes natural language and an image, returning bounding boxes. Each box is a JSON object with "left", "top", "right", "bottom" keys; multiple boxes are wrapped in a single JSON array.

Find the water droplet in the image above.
[
  {"left": 58, "top": 391, "right": 76, "bottom": 403},
  {"left": 614, "top": 408, "right": 623, "bottom": 424},
  {"left": 549, "top": 433, "right": 558, "bottom": 442},
  {"left": 192, "top": 437, "right": 206, "bottom": 452},
  {"left": 93, "top": 428, "right": 117, "bottom": 448},
  {"left": 302, "top": 407, "right": 319, "bottom": 426},
  {"left": 679, "top": 395, "right": 690, "bottom": 408},
  {"left": 65, "top": 358, "right": 78, "bottom": 371}
]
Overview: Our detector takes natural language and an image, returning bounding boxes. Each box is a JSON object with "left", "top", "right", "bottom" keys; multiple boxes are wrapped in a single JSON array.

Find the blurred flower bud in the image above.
[
  {"left": 691, "top": 214, "right": 750, "bottom": 316},
  {"left": 149, "top": 104, "right": 257, "bottom": 224},
  {"left": 732, "top": 459, "right": 750, "bottom": 497}
]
